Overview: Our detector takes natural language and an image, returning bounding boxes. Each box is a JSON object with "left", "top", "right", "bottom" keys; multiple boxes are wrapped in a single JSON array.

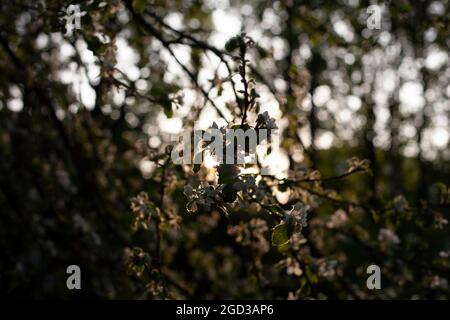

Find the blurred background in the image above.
[{"left": 0, "top": 0, "right": 449, "bottom": 299}]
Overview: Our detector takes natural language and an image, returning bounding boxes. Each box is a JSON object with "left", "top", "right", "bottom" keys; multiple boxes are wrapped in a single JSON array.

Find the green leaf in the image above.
[
  {"left": 137, "top": 264, "right": 146, "bottom": 273},
  {"left": 132, "top": 0, "right": 147, "bottom": 13},
  {"left": 224, "top": 36, "right": 240, "bottom": 52},
  {"left": 149, "top": 82, "right": 180, "bottom": 117},
  {"left": 271, "top": 223, "right": 290, "bottom": 246},
  {"left": 277, "top": 242, "right": 290, "bottom": 255},
  {"left": 371, "top": 210, "right": 380, "bottom": 223},
  {"left": 163, "top": 105, "right": 173, "bottom": 118},
  {"left": 85, "top": 36, "right": 105, "bottom": 54}
]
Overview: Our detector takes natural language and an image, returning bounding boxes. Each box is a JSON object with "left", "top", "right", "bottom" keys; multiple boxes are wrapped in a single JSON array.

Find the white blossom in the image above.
[{"left": 378, "top": 228, "right": 401, "bottom": 245}]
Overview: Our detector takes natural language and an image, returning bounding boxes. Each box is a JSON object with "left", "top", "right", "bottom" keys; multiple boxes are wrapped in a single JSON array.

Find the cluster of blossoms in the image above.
[
  {"left": 125, "top": 247, "right": 151, "bottom": 276},
  {"left": 284, "top": 202, "right": 310, "bottom": 234},
  {"left": 282, "top": 257, "right": 302, "bottom": 276},
  {"left": 233, "top": 175, "right": 267, "bottom": 201},
  {"left": 130, "top": 192, "right": 157, "bottom": 230},
  {"left": 255, "top": 111, "right": 278, "bottom": 131},
  {"left": 205, "top": 112, "right": 278, "bottom": 165},
  {"left": 183, "top": 174, "right": 272, "bottom": 214},
  {"left": 271, "top": 202, "right": 311, "bottom": 246},
  {"left": 183, "top": 183, "right": 222, "bottom": 213}
]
